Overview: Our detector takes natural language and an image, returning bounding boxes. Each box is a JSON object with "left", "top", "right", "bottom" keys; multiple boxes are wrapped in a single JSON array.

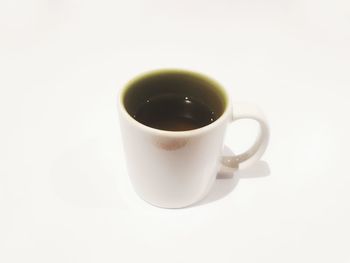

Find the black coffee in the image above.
[{"left": 133, "top": 94, "right": 218, "bottom": 131}]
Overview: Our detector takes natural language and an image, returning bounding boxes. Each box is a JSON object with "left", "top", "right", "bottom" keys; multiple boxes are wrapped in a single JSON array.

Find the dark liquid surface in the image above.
[{"left": 133, "top": 94, "right": 217, "bottom": 131}]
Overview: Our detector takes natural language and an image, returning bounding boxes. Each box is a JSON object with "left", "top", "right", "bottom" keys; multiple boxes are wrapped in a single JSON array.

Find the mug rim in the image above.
[{"left": 119, "top": 68, "right": 232, "bottom": 137}]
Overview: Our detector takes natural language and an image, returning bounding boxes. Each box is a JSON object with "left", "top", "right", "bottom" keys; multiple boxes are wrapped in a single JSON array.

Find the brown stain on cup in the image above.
[{"left": 153, "top": 137, "right": 188, "bottom": 151}]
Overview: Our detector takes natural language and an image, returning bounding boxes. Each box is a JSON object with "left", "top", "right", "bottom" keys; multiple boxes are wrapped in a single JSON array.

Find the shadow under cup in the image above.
[{"left": 122, "top": 70, "right": 228, "bottom": 131}]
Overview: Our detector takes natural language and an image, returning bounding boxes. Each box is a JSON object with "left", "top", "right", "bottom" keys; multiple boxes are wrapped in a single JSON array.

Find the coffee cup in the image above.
[{"left": 118, "top": 69, "right": 269, "bottom": 208}]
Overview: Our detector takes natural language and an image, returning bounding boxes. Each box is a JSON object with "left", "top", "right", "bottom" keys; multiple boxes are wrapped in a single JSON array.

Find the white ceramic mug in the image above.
[{"left": 119, "top": 69, "right": 269, "bottom": 208}]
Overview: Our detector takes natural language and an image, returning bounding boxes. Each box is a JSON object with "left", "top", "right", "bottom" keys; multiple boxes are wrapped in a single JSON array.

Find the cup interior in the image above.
[{"left": 122, "top": 69, "right": 228, "bottom": 129}]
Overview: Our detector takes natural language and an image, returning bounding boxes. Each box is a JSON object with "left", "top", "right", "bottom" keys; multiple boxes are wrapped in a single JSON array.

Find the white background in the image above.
[{"left": 1, "top": 0, "right": 350, "bottom": 262}]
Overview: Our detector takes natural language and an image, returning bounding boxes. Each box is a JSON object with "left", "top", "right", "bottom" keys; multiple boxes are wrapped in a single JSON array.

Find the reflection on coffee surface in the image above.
[{"left": 133, "top": 94, "right": 218, "bottom": 131}]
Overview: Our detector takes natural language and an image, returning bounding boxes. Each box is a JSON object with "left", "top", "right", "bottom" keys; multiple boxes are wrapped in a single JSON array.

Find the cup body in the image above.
[{"left": 118, "top": 69, "right": 231, "bottom": 208}]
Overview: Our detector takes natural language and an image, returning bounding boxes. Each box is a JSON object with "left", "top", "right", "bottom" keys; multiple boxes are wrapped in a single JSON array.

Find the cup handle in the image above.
[{"left": 221, "top": 103, "right": 269, "bottom": 170}]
